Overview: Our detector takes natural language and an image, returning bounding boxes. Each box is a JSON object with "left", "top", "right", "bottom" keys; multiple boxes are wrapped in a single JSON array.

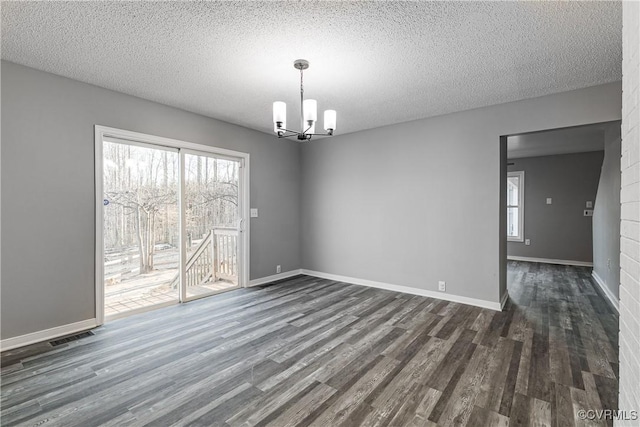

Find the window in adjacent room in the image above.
[{"left": 507, "top": 171, "right": 524, "bottom": 242}]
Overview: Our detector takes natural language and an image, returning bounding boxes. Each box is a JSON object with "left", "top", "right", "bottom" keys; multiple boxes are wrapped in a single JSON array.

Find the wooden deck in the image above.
[{"left": 105, "top": 281, "right": 238, "bottom": 318}]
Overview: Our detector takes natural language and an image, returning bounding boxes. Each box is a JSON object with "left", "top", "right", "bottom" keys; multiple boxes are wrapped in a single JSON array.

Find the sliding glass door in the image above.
[
  {"left": 99, "top": 131, "right": 245, "bottom": 321},
  {"left": 183, "top": 151, "right": 241, "bottom": 300}
]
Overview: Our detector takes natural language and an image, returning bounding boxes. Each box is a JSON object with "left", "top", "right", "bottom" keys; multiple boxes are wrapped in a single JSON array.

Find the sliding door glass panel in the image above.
[
  {"left": 103, "top": 141, "right": 179, "bottom": 318},
  {"left": 184, "top": 152, "right": 240, "bottom": 299}
]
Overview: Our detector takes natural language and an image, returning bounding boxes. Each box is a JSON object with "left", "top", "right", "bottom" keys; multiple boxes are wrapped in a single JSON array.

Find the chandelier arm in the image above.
[
  {"left": 277, "top": 126, "right": 299, "bottom": 134},
  {"left": 303, "top": 123, "right": 314, "bottom": 134},
  {"left": 276, "top": 129, "right": 299, "bottom": 138},
  {"left": 278, "top": 133, "right": 299, "bottom": 139}
]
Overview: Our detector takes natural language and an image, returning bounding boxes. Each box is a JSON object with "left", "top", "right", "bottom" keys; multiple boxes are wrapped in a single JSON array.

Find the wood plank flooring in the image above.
[{"left": 1, "top": 262, "right": 619, "bottom": 426}]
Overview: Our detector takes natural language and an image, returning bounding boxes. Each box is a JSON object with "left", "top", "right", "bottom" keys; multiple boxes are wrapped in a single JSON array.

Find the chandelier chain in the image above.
[{"left": 300, "top": 68, "right": 304, "bottom": 133}]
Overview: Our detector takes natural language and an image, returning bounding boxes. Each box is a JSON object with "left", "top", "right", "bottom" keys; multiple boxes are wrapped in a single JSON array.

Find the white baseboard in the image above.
[
  {"left": 591, "top": 271, "right": 619, "bottom": 313},
  {"left": 1, "top": 318, "right": 98, "bottom": 352},
  {"left": 507, "top": 256, "right": 593, "bottom": 267},
  {"left": 248, "top": 269, "right": 303, "bottom": 287},
  {"left": 301, "top": 269, "right": 502, "bottom": 311}
]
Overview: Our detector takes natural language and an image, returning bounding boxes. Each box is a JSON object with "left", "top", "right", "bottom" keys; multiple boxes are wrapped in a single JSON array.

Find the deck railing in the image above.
[
  {"left": 212, "top": 227, "right": 238, "bottom": 281},
  {"left": 170, "top": 227, "right": 238, "bottom": 289}
]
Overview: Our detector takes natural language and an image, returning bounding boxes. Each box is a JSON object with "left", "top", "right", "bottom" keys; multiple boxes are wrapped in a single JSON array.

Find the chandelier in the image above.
[{"left": 272, "top": 59, "right": 337, "bottom": 141}]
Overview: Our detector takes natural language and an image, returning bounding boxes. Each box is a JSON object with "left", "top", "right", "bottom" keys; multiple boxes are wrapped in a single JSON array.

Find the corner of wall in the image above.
[{"left": 592, "top": 123, "right": 622, "bottom": 302}]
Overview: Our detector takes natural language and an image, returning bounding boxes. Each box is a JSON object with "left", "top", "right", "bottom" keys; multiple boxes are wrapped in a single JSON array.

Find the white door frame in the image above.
[{"left": 94, "top": 125, "right": 250, "bottom": 326}]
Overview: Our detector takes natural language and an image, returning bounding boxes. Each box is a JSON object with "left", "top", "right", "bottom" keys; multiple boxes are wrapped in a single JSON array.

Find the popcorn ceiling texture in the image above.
[{"left": 1, "top": 1, "right": 621, "bottom": 135}]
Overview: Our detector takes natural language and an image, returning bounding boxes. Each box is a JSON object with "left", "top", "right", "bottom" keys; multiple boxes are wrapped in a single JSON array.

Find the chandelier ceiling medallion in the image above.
[{"left": 272, "top": 59, "right": 336, "bottom": 141}]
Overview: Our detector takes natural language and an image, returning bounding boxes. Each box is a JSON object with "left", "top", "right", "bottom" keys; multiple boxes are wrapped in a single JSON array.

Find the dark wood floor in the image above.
[{"left": 1, "top": 262, "right": 618, "bottom": 426}]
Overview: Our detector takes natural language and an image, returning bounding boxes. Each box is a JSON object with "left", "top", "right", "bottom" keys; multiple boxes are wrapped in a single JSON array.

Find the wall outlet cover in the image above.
[
  {"left": 546, "top": 198, "right": 552, "bottom": 205},
  {"left": 276, "top": 265, "right": 281, "bottom": 273},
  {"left": 250, "top": 208, "right": 258, "bottom": 218},
  {"left": 438, "top": 281, "right": 446, "bottom": 292},
  {"left": 586, "top": 201, "right": 593, "bottom": 208},
  {"left": 525, "top": 239, "right": 531, "bottom": 245}
]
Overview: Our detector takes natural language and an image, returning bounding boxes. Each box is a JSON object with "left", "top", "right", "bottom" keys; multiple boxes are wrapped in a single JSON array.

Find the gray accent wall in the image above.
[
  {"left": 301, "top": 83, "right": 621, "bottom": 305},
  {"left": 507, "top": 151, "right": 604, "bottom": 263},
  {"left": 593, "top": 125, "right": 622, "bottom": 300},
  {"left": 1, "top": 61, "right": 301, "bottom": 340}
]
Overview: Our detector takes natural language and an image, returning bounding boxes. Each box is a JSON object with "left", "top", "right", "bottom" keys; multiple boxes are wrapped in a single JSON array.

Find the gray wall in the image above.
[
  {"left": 1, "top": 61, "right": 302, "bottom": 340},
  {"left": 507, "top": 151, "right": 604, "bottom": 263},
  {"left": 301, "top": 82, "right": 621, "bottom": 304},
  {"left": 593, "top": 125, "right": 622, "bottom": 299}
]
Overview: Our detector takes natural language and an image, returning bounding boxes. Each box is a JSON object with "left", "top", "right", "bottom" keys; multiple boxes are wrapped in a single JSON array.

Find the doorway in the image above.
[
  {"left": 500, "top": 120, "right": 621, "bottom": 310},
  {"left": 95, "top": 126, "right": 249, "bottom": 323}
]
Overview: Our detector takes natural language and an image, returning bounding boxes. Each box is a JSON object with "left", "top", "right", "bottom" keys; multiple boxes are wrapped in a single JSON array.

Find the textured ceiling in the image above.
[
  {"left": 507, "top": 121, "right": 619, "bottom": 159},
  {"left": 1, "top": 1, "right": 622, "bottom": 136}
]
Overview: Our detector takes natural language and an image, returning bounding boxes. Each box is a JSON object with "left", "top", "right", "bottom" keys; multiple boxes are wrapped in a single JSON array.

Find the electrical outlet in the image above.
[
  {"left": 438, "top": 281, "right": 446, "bottom": 292},
  {"left": 525, "top": 239, "right": 531, "bottom": 246},
  {"left": 276, "top": 265, "right": 281, "bottom": 274},
  {"left": 584, "top": 209, "right": 594, "bottom": 217},
  {"left": 250, "top": 208, "right": 258, "bottom": 218},
  {"left": 607, "top": 259, "right": 611, "bottom": 270},
  {"left": 586, "top": 201, "right": 593, "bottom": 208},
  {"left": 546, "top": 198, "right": 552, "bottom": 205}
]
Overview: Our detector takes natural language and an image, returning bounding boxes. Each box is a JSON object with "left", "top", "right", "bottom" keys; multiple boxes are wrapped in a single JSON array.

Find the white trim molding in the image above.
[
  {"left": 248, "top": 269, "right": 303, "bottom": 287},
  {"left": 301, "top": 269, "right": 503, "bottom": 311},
  {"left": 591, "top": 271, "right": 619, "bottom": 313},
  {"left": 0, "top": 319, "right": 98, "bottom": 352},
  {"left": 507, "top": 256, "right": 593, "bottom": 267}
]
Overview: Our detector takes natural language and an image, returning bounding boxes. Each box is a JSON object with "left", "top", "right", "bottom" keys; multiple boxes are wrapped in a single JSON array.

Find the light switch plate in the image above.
[
  {"left": 250, "top": 208, "right": 258, "bottom": 218},
  {"left": 546, "top": 198, "right": 552, "bottom": 205},
  {"left": 525, "top": 239, "right": 531, "bottom": 246},
  {"left": 584, "top": 209, "right": 594, "bottom": 217},
  {"left": 586, "top": 201, "right": 593, "bottom": 208}
]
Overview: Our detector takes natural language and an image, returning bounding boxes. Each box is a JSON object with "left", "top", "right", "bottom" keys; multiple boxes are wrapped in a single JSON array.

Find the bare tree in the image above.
[{"left": 106, "top": 187, "right": 176, "bottom": 273}]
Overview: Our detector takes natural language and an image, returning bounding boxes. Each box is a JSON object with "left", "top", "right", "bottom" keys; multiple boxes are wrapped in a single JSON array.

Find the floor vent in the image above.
[{"left": 50, "top": 331, "right": 95, "bottom": 347}]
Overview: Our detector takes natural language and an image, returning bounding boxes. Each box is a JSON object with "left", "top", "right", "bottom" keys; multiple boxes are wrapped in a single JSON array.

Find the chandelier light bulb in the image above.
[
  {"left": 303, "top": 99, "right": 317, "bottom": 123},
  {"left": 273, "top": 101, "right": 286, "bottom": 126},
  {"left": 324, "top": 110, "right": 337, "bottom": 132}
]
